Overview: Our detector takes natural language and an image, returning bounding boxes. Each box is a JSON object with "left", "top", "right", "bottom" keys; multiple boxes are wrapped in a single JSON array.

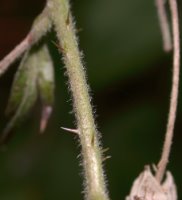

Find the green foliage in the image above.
[{"left": 3, "top": 44, "right": 54, "bottom": 140}]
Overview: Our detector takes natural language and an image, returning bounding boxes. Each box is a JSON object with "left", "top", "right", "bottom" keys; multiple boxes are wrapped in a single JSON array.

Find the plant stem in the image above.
[
  {"left": 0, "top": 34, "right": 31, "bottom": 76},
  {"left": 0, "top": 8, "right": 51, "bottom": 76},
  {"left": 156, "top": 0, "right": 180, "bottom": 182},
  {"left": 155, "top": 0, "right": 172, "bottom": 52},
  {"left": 47, "top": 0, "right": 109, "bottom": 199}
]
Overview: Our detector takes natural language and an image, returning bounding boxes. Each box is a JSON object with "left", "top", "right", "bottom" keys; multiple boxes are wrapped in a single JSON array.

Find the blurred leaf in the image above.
[
  {"left": 37, "top": 44, "right": 55, "bottom": 132},
  {"left": 2, "top": 50, "right": 38, "bottom": 140},
  {"left": 6, "top": 52, "right": 33, "bottom": 114},
  {"left": 37, "top": 44, "right": 54, "bottom": 106},
  {"left": 3, "top": 44, "right": 55, "bottom": 139}
]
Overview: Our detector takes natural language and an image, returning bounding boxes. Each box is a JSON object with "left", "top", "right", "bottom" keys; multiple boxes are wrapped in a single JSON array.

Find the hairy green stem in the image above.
[{"left": 47, "top": 0, "right": 109, "bottom": 199}]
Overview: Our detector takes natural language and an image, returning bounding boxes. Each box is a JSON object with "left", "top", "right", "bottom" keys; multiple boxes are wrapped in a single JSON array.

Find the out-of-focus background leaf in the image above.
[{"left": 0, "top": 0, "right": 182, "bottom": 199}]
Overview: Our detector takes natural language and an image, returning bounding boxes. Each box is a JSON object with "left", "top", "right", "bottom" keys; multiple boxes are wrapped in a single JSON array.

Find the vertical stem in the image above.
[
  {"left": 156, "top": 0, "right": 180, "bottom": 182},
  {"left": 155, "top": 0, "right": 172, "bottom": 52},
  {"left": 47, "top": 0, "right": 109, "bottom": 200}
]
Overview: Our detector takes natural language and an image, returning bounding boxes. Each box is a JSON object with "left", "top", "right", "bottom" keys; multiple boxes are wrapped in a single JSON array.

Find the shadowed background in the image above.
[{"left": 0, "top": 0, "right": 182, "bottom": 199}]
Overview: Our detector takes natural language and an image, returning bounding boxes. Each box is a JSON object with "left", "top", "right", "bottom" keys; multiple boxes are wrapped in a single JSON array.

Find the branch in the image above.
[
  {"left": 47, "top": 0, "right": 109, "bottom": 199},
  {"left": 0, "top": 7, "right": 52, "bottom": 76},
  {"left": 156, "top": 0, "right": 180, "bottom": 182},
  {"left": 155, "top": 0, "right": 172, "bottom": 52}
]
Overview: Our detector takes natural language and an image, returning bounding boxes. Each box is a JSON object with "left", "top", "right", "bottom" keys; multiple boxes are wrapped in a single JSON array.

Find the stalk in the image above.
[
  {"left": 156, "top": 0, "right": 180, "bottom": 182},
  {"left": 47, "top": 0, "right": 110, "bottom": 199}
]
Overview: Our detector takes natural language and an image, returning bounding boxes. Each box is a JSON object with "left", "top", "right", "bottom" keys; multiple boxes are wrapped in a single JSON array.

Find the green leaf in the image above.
[
  {"left": 37, "top": 44, "right": 55, "bottom": 106},
  {"left": 6, "top": 53, "right": 32, "bottom": 114},
  {"left": 2, "top": 50, "right": 38, "bottom": 140},
  {"left": 2, "top": 44, "right": 55, "bottom": 140},
  {"left": 37, "top": 44, "right": 55, "bottom": 132}
]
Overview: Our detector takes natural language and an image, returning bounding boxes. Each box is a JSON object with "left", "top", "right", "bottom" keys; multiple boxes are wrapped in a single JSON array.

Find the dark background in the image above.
[{"left": 0, "top": 0, "right": 182, "bottom": 199}]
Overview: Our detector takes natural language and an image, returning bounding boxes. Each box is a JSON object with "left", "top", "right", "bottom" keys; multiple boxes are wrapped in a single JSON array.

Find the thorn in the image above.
[
  {"left": 61, "top": 127, "right": 79, "bottom": 135},
  {"left": 40, "top": 106, "right": 52, "bottom": 133}
]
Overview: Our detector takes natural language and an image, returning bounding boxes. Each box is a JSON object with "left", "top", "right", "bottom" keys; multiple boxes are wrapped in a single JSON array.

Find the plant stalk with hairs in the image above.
[{"left": 0, "top": 0, "right": 180, "bottom": 199}]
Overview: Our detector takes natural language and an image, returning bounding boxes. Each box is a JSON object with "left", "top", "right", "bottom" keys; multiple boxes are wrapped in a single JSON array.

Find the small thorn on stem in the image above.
[{"left": 61, "top": 127, "right": 79, "bottom": 135}]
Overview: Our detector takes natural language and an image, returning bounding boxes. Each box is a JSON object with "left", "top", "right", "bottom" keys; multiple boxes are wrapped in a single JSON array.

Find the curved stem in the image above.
[
  {"left": 155, "top": 0, "right": 172, "bottom": 52},
  {"left": 0, "top": 8, "right": 51, "bottom": 76},
  {"left": 47, "top": 0, "right": 109, "bottom": 200},
  {"left": 156, "top": 0, "right": 180, "bottom": 182},
  {"left": 0, "top": 34, "right": 31, "bottom": 76}
]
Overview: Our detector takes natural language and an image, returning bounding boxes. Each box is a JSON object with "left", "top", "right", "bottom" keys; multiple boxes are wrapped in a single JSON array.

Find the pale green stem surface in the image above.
[{"left": 47, "top": 0, "right": 109, "bottom": 200}]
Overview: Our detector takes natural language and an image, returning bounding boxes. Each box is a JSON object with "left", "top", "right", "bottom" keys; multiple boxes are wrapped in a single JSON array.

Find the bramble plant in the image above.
[{"left": 0, "top": 0, "right": 180, "bottom": 199}]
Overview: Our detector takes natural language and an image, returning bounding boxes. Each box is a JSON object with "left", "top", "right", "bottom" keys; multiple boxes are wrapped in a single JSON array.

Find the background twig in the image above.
[
  {"left": 156, "top": 0, "right": 180, "bottom": 182},
  {"left": 155, "top": 0, "right": 172, "bottom": 52}
]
